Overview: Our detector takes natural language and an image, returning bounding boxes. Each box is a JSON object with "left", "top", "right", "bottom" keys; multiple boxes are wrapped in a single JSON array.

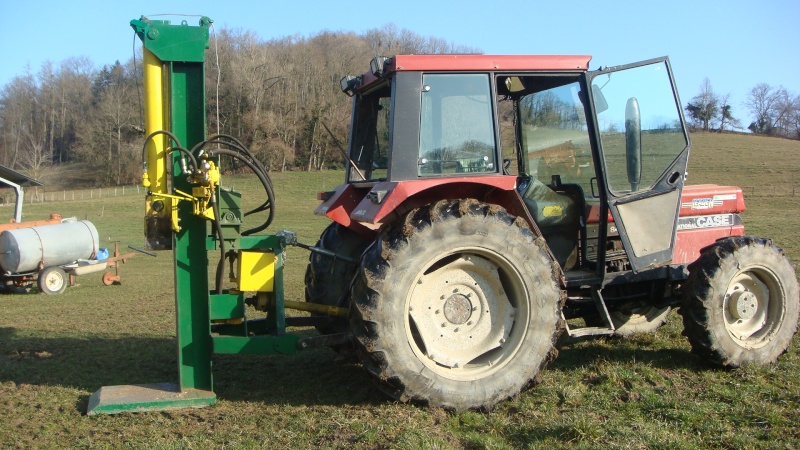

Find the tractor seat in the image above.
[{"left": 518, "top": 176, "right": 583, "bottom": 270}]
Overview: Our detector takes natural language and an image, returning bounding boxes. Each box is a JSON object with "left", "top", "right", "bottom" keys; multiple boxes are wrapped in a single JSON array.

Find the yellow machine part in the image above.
[
  {"left": 238, "top": 250, "right": 276, "bottom": 292},
  {"left": 142, "top": 48, "right": 179, "bottom": 237}
]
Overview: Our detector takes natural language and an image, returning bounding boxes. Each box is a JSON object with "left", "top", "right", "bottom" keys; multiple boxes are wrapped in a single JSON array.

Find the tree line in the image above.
[
  {"left": 685, "top": 77, "right": 800, "bottom": 138},
  {"left": 3, "top": 27, "right": 797, "bottom": 189},
  {"left": 0, "top": 24, "right": 479, "bottom": 186}
]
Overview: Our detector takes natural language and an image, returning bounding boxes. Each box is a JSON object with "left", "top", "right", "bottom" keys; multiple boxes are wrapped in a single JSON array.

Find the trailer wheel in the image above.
[
  {"left": 681, "top": 236, "right": 799, "bottom": 367},
  {"left": 304, "top": 223, "right": 368, "bottom": 335},
  {"left": 350, "top": 199, "right": 564, "bottom": 410},
  {"left": 38, "top": 267, "right": 68, "bottom": 295}
]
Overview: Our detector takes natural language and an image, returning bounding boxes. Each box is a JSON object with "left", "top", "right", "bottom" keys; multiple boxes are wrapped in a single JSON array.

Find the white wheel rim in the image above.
[
  {"left": 405, "top": 248, "right": 529, "bottom": 381},
  {"left": 45, "top": 271, "right": 65, "bottom": 292},
  {"left": 723, "top": 266, "right": 784, "bottom": 347}
]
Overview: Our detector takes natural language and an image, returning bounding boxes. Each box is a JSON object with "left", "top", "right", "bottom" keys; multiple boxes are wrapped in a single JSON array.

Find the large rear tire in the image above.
[
  {"left": 304, "top": 223, "right": 368, "bottom": 334},
  {"left": 350, "top": 199, "right": 564, "bottom": 410},
  {"left": 680, "top": 236, "right": 799, "bottom": 367}
]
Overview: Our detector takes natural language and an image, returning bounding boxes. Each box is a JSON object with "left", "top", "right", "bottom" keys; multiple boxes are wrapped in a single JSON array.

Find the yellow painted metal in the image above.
[
  {"left": 142, "top": 48, "right": 178, "bottom": 243},
  {"left": 143, "top": 48, "right": 167, "bottom": 195},
  {"left": 247, "top": 292, "right": 347, "bottom": 317},
  {"left": 238, "top": 250, "right": 276, "bottom": 292},
  {"left": 283, "top": 300, "right": 348, "bottom": 318}
]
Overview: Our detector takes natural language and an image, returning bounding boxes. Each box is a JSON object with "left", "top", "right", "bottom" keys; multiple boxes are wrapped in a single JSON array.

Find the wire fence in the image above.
[
  {"left": 730, "top": 185, "right": 799, "bottom": 198},
  {"left": 0, "top": 184, "right": 143, "bottom": 206}
]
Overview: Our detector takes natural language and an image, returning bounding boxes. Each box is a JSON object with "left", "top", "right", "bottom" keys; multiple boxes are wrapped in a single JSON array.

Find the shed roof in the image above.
[{"left": 0, "top": 166, "right": 43, "bottom": 188}]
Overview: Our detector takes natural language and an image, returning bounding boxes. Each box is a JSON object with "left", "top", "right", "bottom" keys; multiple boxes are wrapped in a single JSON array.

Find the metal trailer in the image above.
[{"left": 0, "top": 161, "right": 136, "bottom": 294}]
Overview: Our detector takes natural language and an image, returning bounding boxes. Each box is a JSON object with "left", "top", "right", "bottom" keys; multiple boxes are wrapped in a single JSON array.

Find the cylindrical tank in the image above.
[{"left": 0, "top": 220, "right": 99, "bottom": 274}]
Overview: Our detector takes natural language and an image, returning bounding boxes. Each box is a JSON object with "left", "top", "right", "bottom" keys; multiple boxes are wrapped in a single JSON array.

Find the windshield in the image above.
[{"left": 349, "top": 84, "right": 391, "bottom": 182}]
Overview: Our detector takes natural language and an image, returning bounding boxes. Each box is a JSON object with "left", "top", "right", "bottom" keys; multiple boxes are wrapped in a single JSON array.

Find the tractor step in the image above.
[
  {"left": 565, "top": 326, "right": 616, "bottom": 337},
  {"left": 563, "top": 288, "right": 616, "bottom": 338}
]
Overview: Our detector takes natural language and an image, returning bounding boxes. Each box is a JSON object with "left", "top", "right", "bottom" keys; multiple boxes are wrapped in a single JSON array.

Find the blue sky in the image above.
[{"left": 1, "top": 0, "right": 798, "bottom": 127}]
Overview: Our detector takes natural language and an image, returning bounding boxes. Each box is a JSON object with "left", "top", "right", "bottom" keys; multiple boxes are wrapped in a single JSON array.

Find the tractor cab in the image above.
[{"left": 324, "top": 55, "right": 691, "bottom": 285}]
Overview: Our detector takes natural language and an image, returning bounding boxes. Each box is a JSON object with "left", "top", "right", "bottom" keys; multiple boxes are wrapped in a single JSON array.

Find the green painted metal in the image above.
[
  {"left": 170, "top": 59, "right": 213, "bottom": 393},
  {"left": 130, "top": 16, "right": 212, "bottom": 63},
  {"left": 213, "top": 335, "right": 299, "bottom": 355},
  {"left": 89, "top": 16, "right": 303, "bottom": 416},
  {"left": 88, "top": 18, "right": 216, "bottom": 415},
  {"left": 87, "top": 383, "right": 216, "bottom": 415},
  {"left": 209, "top": 293, "right": 245, "bottom": 320}
]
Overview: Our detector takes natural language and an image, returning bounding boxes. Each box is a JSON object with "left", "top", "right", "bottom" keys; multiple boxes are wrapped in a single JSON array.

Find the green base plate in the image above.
[{"left": 87, "top": 382, "right": 216, "bottom": 415}]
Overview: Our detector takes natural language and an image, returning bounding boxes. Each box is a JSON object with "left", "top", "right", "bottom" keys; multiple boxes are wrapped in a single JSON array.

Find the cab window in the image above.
[{"left": 418, "top": 74, "right": 497, "bottom": 175}]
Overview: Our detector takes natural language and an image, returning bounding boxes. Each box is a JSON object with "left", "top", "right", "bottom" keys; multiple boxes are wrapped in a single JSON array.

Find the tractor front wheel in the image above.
[
  {"left": 681, "top": 236, "right": 799, "bottom": 367},
  {"left": 304, "top": 223, "right": 368, "bottom": 335},
  {"left": 350, "top": 199, "right": 564, "bottom": 410}
]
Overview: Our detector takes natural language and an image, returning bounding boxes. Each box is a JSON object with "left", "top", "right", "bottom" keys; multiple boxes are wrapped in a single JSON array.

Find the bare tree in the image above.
[
  {"left": 685, "top": 78, "right": 719, "bottom": 132},
  {"left": 1, "top": 23, "right": 487, "bottom": 180},
  {"left": 717, "top": 93, "right": 740, "bottom": 132},
  {"left": 746, "top": 83, "right": 782, "bottom": 134}
]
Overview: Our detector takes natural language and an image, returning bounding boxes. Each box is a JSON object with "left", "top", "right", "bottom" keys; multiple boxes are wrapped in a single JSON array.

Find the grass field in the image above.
[{"left": 0, "top": 132, "right": 798, "bottom": 449}]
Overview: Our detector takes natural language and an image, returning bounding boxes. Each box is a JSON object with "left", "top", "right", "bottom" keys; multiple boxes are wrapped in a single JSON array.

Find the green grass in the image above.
[{"left": 0, "top": 132, "right": 798, "bottom": 449}]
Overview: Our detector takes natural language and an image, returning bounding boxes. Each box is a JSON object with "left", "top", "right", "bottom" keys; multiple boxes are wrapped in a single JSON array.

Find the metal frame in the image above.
[{"left": 88, "top": 16, "right": 303, "bottom": 415}]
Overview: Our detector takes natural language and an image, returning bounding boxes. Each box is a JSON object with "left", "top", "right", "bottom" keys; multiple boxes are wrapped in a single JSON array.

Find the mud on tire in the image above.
[
  {"left": 304, "top": 223, "right": 368, "bottom": 334},
  {"left": 680, "top": 236, "right": 799, "bottom": 367},
  {"left": 350, "top": 199, "right": 565, "bottom": 410}
]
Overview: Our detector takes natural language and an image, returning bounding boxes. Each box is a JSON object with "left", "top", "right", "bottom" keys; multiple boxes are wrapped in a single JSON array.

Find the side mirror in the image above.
[
  {"left": 625, "top": 97, "right": 642, "bottom": 191},
  {"left": 591, "top": 84, "right": 609, "bottom": 113}
]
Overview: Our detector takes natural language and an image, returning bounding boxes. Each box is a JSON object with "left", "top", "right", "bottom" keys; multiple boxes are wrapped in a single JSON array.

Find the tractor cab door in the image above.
[{"left": 588, "top": 57, "right": 690, "bottom": 272}]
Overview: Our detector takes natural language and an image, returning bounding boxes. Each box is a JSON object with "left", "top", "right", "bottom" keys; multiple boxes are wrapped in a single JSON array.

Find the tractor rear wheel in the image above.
[
  {"left": 680, "top": 236, "right": 799, "bottom": 367},
  {"left": 350, "top": 199, "right": 564, "bottom": 410},
  {"left": 304, "top": 222, "right": 368, "bottom": 334}
]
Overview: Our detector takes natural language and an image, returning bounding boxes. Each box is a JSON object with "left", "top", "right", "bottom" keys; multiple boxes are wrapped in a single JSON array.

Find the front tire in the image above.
[
  {"left": 304, "top": 223, "right": 368, "bottom": 334},
  {"left": 350, "top": 199, "right": 564, "bottom": 410},
  {"left": 681, "top": 236, "right": 799, "bottom": 367}
]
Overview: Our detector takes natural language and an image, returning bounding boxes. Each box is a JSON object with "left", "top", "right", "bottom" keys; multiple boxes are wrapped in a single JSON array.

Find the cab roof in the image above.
[
  {"left": 357, "top": 54, "right": 592, "bottom": 90},
  {"left": 387, "top": 54, "right": 591, "bottom": 72}
]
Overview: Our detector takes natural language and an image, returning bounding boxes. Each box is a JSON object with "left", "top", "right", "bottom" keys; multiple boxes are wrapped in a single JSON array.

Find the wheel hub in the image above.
[
  {"left": 407, "top": 254, "right": 516, "bottom": 370},
  {"left": 443, "top": 294, "right": 472, "bottom": 324},
  {"left": 729, "top": 290, "right": 758, "bottom": 321}
]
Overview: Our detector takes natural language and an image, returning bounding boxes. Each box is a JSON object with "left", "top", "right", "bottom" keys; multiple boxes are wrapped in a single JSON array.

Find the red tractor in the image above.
[{"left": 306, "top": 55, "right": 799, "bottom": 410}]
